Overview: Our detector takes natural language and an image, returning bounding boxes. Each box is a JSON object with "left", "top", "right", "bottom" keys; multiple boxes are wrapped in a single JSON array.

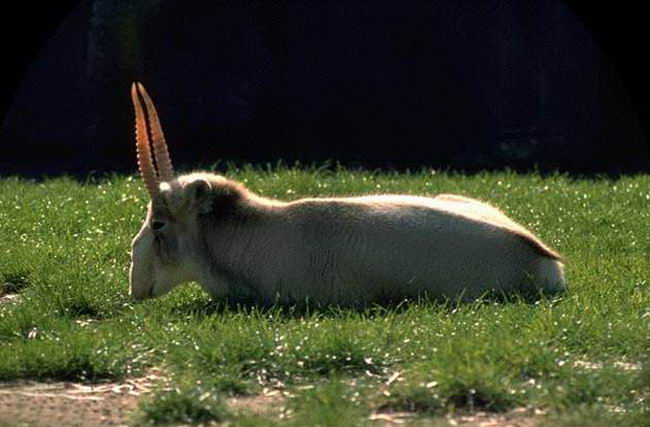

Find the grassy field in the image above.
[{"left": 0, "top": 166, "right": 649, "bottom": 425}]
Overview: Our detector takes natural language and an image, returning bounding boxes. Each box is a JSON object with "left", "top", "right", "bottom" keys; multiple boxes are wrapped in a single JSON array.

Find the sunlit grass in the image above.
[{"left": 0, "top": 167, "right": 649, "bottom": 424}]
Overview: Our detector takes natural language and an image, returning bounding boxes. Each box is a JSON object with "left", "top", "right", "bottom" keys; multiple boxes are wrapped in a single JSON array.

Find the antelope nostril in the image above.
[{"left": 152, "top": 220, "right": 165, "bottom": 230}]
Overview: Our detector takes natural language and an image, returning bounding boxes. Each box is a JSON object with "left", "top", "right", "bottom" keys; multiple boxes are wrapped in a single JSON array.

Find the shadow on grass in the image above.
[
  {"left": 378, "top": 382, "right": 519, "bottom": 416},
  {"left": 0, "top": 271, "right": 31, "bottom": 296},
  {"left": 0, "top": 356, "right": 122, "bottom": 383},
  {"left": 137, "top": 389, "right": 231, "bottom": 425},
  {"left": 166, "top": 289, "right": 568, "bottom": 320}
]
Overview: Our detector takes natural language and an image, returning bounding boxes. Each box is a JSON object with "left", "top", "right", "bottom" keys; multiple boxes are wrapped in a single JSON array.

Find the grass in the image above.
[{"left": 0, "top": 166, "right": 649, "bottom": 425}]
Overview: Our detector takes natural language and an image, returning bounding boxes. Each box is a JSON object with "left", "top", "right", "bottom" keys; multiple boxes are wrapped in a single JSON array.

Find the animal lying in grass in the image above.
[{"left": 128, "top": 82, "right": 566, "bottom": 305}]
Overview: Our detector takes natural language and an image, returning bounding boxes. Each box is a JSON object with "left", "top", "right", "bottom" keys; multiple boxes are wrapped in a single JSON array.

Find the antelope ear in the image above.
[{"left": 185, "top": 179, "right": 212, "bottom": 213}]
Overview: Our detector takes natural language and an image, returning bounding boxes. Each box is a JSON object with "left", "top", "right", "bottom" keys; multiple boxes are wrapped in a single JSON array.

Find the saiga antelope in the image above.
[{"left": 128, "top": 82, "right": 566, "bottom": 305}]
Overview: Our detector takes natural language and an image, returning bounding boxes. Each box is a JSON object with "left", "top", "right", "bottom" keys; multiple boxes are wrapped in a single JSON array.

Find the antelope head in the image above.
[{"left": 128, "top": 82, "right": 214, "bottom": 300}]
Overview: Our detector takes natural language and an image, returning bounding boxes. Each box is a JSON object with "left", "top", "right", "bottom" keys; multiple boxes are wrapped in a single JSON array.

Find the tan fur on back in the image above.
[
  {"left": 295, "top": 192, "right": 562, "bottom": 261},
  {"left": 433, "top": 194, "right": 562, "bottom": 260}
]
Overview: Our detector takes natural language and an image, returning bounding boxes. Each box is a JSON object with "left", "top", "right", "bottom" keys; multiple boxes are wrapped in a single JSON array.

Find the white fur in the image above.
[{"left": 129, "top": 174, "right": 566, "bottom": 305}]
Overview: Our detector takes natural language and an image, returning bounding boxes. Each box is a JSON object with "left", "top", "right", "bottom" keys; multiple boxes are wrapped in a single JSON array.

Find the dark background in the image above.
[{"left": 1, "top": 1, "right": 648, "bottom": 176}]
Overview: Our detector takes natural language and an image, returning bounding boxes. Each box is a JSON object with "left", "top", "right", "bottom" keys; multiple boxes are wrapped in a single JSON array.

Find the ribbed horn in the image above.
[
  {"left": 136, "top": 83, "right": 175, "bottom": 182},
  {"left": 131, "top": 82, "right": 160, "bottom": 199}
]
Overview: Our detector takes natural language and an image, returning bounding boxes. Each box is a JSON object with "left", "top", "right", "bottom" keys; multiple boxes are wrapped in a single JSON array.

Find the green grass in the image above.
[{"left": 1, "top": 166, "right": 649, "bottom": 425}]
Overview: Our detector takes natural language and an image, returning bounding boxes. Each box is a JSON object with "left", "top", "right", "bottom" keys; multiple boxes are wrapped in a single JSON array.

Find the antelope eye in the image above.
[{"left": 151, "top": 220, "right": 166, "bottom": 231}]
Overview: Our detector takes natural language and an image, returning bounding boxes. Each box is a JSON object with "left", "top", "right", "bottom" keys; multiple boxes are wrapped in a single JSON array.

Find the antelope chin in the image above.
[{"left": 130, "top": 282, "right": 154, "bottom": 300}]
